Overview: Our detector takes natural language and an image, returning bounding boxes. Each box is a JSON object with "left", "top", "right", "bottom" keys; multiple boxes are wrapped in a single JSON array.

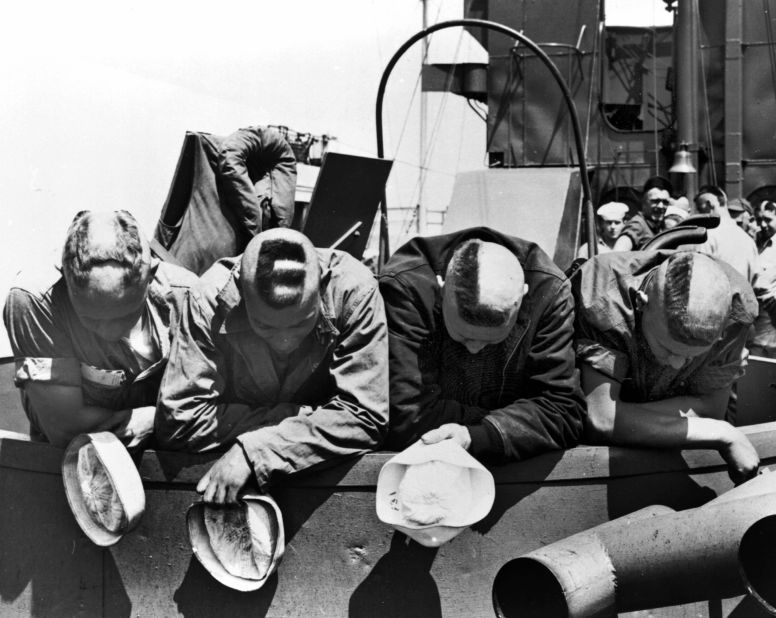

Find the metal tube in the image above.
[
  {"left": 493, "top": 505, "right": 674, "bottom": 618},
  {"left": 494, "top": 479, "right": 776, "bottom": 617},
  {"left": 375, "top": 19, "right": 596, "bottom": 268}
]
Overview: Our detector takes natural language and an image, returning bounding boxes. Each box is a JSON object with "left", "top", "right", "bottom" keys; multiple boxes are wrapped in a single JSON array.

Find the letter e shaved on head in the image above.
[{"left": 240, "top": 229, "right": 321, "bottom": 355}]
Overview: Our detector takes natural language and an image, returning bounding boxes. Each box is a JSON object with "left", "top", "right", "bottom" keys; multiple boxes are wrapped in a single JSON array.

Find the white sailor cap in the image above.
[
  {"left": 596, "top": 202, "right": 629, "bottom": 220},
  {"left": 664, "top": 205, "right": 689, "bottom": 220}
]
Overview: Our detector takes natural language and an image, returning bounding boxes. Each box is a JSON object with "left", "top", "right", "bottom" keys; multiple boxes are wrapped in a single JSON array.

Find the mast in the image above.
[{"left": 674, "top": 0, "right": 699, "bottom": 198}]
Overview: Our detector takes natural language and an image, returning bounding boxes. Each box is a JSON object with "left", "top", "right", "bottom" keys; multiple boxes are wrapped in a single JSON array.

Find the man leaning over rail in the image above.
[
  {"left": 378, "top": 227, "right": 587, "bottom": 461},
  {"left": 3, "top": 210, "right": 196, "bottom": 448},
  {"left": 573, "top": 250, "right": 760, "bottom": 484},
  {"left": 155, "top": 228, "right": 388, "bottom": 503}
]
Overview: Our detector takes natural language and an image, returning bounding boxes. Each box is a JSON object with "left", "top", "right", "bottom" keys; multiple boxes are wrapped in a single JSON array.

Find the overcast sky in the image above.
[{"left": 0, "top": 1, "right": 672, "bottom": 355}]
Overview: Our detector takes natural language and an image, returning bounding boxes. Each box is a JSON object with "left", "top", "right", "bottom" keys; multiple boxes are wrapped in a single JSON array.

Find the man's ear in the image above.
[
  {"left": 634, "top": 290, "right": 649, "bottom": 310},
  {"left": 436, "top": 274, "right": 445, "bottom": 289},
  {"left": 523, "top": 283, "right": 529, "bottom": 295}
]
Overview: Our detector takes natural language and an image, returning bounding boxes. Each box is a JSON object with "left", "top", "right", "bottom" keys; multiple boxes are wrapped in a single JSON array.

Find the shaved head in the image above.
[
  {"left": 442, "top": 240, "right": 526, "bottom": 354},
  {"left": 61, "top": 210, "right": 152, "bottom": 341},
  {"left": 444, "top": 240, "right": 525, "bottom": 327},
  {"left": 240, "top": 229, "right": 321, "bottom": 355},
  {"left": 62, "top": 210, "right": 151, "bottom": 290},
  {"left": 650, "top": 252, "right": 729, "bottom": 346},
  {"left": 240, "top": 228, "right": 319, "bottom": 308},
  {"left": 641, "top": 252, "right": 730, "bottom": 368}
]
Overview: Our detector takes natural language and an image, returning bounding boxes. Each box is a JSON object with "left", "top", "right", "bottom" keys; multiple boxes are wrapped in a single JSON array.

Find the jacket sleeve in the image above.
[
  {"left": 155, "top": 289, "right": 282, "bottom": 451},
  {"left": 217, "top": 126, "right": 298, "bottom": 234},
  {"left": 380, "top": 274, "right": 490, "bottom": 449},
  {"left": 485, "top": 280, "right": 587, "bottom": 461},
  {"left": 236, "top": 283, "right": 389, "bottom": 487}
]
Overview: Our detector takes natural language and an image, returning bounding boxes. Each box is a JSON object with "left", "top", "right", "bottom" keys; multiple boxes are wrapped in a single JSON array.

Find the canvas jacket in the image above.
[
  {"left": 573, "top": 250, "right": 758, "bottom": 401},
  {"left": 218, "top": 125, "right": 297, "bottom": 234},
  {"left": 156, "top": 249, "right": 388, "bottom": 487},
  {"left": 378, "top": 227, "right": 587, "bottom": 462},
  {"left": 3, "top": 261, "right": 196, "bottom": 439}
]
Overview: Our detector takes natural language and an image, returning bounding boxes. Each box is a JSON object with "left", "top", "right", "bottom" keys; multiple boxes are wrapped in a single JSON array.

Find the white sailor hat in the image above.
[
  {"left": 664, "top": 204, "right": 689, "bottom": 220},
  {"left": 596, "top": 201, "right": 629, "bottom": 220},
  {"left": 187, "top": 494, "right": 285, "bottom": 591},
  {"left": 376, "top": 440, "right": 495, "bottom": 548},
  {"left": 61, "top": 432, "right": 146, "bottom": 546}
]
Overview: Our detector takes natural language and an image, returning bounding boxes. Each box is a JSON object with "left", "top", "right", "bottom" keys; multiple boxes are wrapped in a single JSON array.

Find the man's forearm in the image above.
[{"left": 44, "top": 405, "right": 131, "bottom": 448}]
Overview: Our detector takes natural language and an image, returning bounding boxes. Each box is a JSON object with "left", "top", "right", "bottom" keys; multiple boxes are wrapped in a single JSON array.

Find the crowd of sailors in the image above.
[{"left": 2, "top": 125, "right": 772, "bottom": 502}]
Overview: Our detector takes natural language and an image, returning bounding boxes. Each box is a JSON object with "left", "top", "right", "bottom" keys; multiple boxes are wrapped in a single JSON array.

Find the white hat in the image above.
[
  {"left": 376, "top": 440, "right": 495, "bottom": 547},
  {"left": 61, "top": 432, "right": 146, "bottom": 546},
  {"left": 187, "top": 494, "right": 285, "bottom": 591},
  {"left": 596, "top": 202, "right": 629, "bottom": 220},
  {"left": 665, "top": 205, "right": 689, "bottom": 220}
]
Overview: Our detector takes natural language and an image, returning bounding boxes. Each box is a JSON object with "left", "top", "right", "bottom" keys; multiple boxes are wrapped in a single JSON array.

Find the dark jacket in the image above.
[
  {"left": 156, "top": 249, "right": 388, "bottom": 487},
  {"left": 378, "top": 227, "right": 587, "bottom": 461}
]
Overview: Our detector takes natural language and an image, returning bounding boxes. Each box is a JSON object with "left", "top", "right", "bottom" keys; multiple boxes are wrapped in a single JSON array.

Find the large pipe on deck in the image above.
[{"left": 493, "top": 473, "right": 776, "bottom": 617}]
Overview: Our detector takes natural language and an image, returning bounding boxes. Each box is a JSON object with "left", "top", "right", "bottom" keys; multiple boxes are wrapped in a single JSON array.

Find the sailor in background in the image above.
[
  {"left": 378, "top": 227, "right": 587, "bottom": 462},
  {"left": 156, "top": 228, "right": 388, "bottom": 503},
  {"left": 690, "top": 185, "right": 758, "bottom": 284},
  {"left": 613, "top": 176, "right": 673, "bottom": 251},
  {"left": 749, "top": 199, "right": 776, "bottom": 358},
  {"left": 573, "top": 250, "right": 759, "bottom": 484},
  {"left": 576, "top": 201, "right": 629, "bottom": 258},
  {"left": 218, "top": 125, "right": 298, "bottom": 234},
  {"left": 2, "top": 210, "right": 196, "bottom": 447}
]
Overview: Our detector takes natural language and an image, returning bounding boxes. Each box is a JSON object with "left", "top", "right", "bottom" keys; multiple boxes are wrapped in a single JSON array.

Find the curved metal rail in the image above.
[{"left": 375, "top": 18, "right": 596, "bottom": 267}]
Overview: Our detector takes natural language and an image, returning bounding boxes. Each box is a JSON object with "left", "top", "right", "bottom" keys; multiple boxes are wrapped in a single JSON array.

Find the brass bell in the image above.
[{"left": 669, "top": 144, "right": 696, "bottom": 174}]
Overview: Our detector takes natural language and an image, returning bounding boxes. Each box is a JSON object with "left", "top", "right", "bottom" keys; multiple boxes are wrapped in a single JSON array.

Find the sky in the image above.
[{"left": 0, "top": 0, "right": 671, "bottom": 355}]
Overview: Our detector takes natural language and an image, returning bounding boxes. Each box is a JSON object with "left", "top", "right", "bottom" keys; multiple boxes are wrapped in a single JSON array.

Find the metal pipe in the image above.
[
  {"left": 674, "top": 0, "right": 699, "bottom": 198},
  {"left": 375, "top": 19, "right": 596, "bottom": 269},
  {"left": 493, "top": 506, "right": 674, "bottom": 618},
  {"left": 493, "top": 473, "right": 776, "bottom": 617},
  {"left": 739, "top": 514, "right": 776, "bottom": 614}
]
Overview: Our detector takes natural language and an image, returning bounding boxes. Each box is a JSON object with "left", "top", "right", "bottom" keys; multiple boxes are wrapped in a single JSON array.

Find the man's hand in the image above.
[
  {"left": 719, "top": 425, "right": 760, "bottom": 485},
  {"left": 196, "top": 444, "right": 254, "bottom": 504},
  {"left": 420, "top": 423, "right": 472, "bottom": 450},
  {"left": 111, "top": 406, "right": 156, "bottom": 450}
]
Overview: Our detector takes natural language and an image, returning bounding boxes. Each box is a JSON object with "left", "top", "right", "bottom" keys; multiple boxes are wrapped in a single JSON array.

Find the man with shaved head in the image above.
[
  {"left": 379, "top": 227, "right": 586, "bottom": 461},
  {"left": 3, "top": 210, "right": 196, "bottom": 447},
  {"left": 573, "top": 250, "right": 760, "bottom": 483},
  {"left": 156, "top": 228, "right": 388, "bottom": 502}
]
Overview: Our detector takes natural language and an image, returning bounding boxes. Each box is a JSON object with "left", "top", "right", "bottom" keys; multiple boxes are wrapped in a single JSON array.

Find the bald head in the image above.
[{"left": 442, "top": 240, "right": 526, "bottom": 354}]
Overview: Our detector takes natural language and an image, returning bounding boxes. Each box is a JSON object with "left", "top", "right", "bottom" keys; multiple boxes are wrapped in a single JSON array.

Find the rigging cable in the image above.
[
  {"left": 697, "top": 0, "right": 717, "bottom": 186},
  {"left": 398, "top": 21, "right": 468, "bottom": 242},
  {"left": 763, "top": 0, "right": 776, "bottom": 117}
]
